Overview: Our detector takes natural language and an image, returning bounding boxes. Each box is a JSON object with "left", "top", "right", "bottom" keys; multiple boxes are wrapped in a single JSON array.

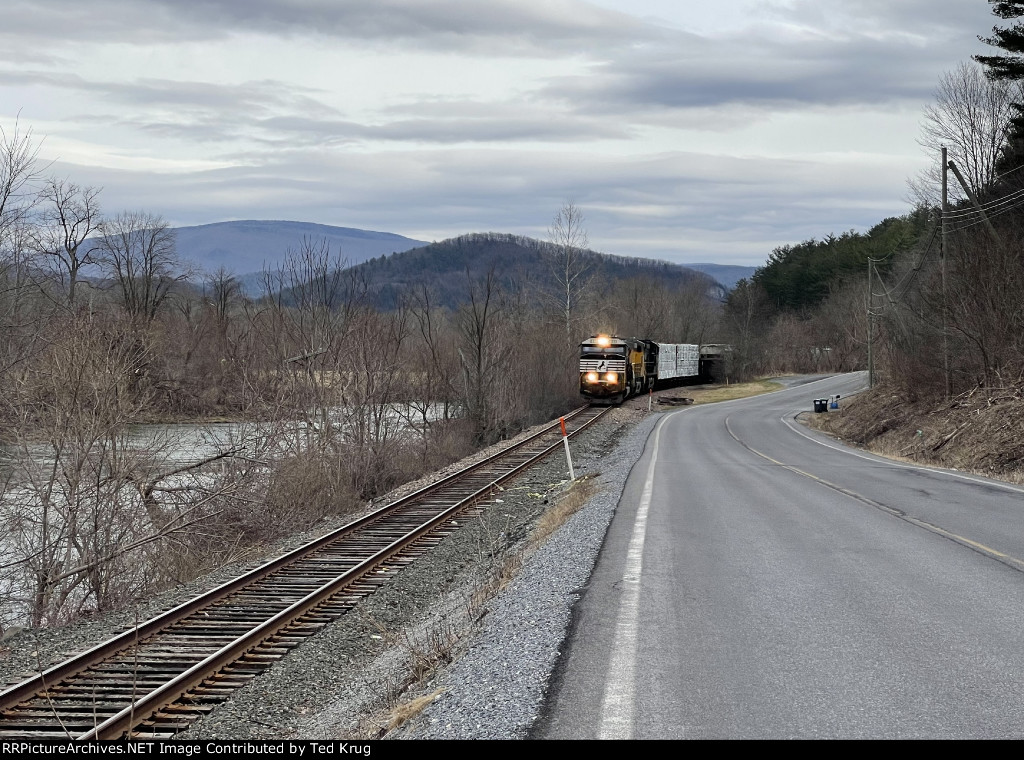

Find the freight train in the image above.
[{"left": 579, "top": 334, "right": 727, "bottom": 403}]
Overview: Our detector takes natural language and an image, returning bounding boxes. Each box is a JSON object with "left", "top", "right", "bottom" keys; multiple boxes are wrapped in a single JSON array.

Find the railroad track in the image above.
[{"left": 0, "top": 405, "right": 608, "bottom": 740}]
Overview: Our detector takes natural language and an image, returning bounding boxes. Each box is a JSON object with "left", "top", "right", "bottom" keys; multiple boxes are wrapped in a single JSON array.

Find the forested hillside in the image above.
[
  {"left": 317, "top": 231, "right": 721, "bottom": 311},
  {"left": 721, "top": 62, "right": 1024, "bottom": 400},
  {"left": 752, "top": 212, "right": 931, "bottom": 313}
]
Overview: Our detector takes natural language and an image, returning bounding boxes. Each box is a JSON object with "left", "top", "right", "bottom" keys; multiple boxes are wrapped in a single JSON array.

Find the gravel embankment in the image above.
[
  {"left": 392, "top": 411, "right": 659, "bottom": 739},
  {"left": 1, "top": 400, "right": 663, "bottom": 740},
  {"left": 179, "top": 403, "right": 657, "bottom": 740}
]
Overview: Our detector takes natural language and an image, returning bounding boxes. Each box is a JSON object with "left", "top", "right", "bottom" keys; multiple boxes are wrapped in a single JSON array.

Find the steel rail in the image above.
[
  {"left": 0, "top": 405, "right": 606, "bottom": 738},
  {"left": 0, "top": 404, "right": 594, "bottom": 715},
  {"left": 85, "top": 404, "right": 606, "bottom": 739}
]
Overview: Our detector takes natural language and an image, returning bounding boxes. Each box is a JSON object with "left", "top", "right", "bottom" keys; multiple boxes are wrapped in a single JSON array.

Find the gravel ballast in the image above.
[
  {"left": 392, "top": 411, "right": 659, "bottom": 739},
  {"left": 1, "top": 399, "right": 663, "bottom": 740},
  {"left": 179, "top": 404, "right": 657, "bottom": 740}
]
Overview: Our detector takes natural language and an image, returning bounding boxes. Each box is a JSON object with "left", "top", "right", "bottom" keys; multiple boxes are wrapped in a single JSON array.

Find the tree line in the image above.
[{"left": 721, "top": 2, "right": 1024, "bottom": 397}]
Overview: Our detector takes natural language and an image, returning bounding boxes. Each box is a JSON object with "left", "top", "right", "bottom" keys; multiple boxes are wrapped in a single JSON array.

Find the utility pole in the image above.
[
  {"left": 941, "top": 147, "right": 951, "bottom": 400},
  {"left": 946, "top": 159, "right": 1000, "bottom": 243},
  {"left": 867, "top": 257, "right": 874, "bottom": 389}
]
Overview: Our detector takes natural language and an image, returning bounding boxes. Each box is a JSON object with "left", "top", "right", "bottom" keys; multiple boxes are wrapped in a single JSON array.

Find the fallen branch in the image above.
[{"left": 931, "top": 422, "right": 969, "bottom": 452}]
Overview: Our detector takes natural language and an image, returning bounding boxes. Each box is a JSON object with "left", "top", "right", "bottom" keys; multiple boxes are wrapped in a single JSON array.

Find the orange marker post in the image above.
[{"left": 560, "top": 416, "right": 576, "bottom": 481}]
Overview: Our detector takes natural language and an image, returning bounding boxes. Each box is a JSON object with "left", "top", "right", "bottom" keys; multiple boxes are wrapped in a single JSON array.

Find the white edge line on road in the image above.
[
  {"left": 597, "top": 409, "right": 676, "bottom": 739},
  {"left": 780, "top": 414, "right": 1024, "bottom": 496},
  {"left": 595, "top": 374, "right": 864, "bottom": 738}
]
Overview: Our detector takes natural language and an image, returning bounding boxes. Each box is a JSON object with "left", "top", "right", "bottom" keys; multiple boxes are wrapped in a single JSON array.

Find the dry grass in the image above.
[
  {"left": 467, "top": 478, "right": 598, "bottom": 614},
  {"left": 365, "top": 615, "right": 463, "bottom": 692},
  {"left": 677, "top": 379, "right": 784, "bottom": 406},
  {"left": 529, "top": 478, "right": 598, "bottom": 547},
  {"left": 357, "top": 613, "right": 465, "bottom": 737},
  {"left": 385, "top": 690, "right": 445, "bottom": 732},
  {"left": 468, "top": 551, "right": 523, "bottom": 618}
]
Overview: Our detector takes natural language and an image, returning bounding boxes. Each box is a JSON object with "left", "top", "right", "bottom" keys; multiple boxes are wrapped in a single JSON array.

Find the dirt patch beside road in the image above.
[{"left": 640, "top": 378, "right": 783, "bottom": 408}]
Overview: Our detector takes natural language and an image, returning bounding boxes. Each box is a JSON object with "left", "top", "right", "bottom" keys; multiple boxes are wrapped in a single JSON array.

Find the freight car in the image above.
[{"left": 579, "top": 334, "right": 704, "bottom": 403}]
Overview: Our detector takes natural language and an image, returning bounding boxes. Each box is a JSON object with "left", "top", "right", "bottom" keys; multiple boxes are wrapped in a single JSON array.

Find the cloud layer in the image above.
[{"left": 0, "top": 1, "right": 999, "bottom": 265}]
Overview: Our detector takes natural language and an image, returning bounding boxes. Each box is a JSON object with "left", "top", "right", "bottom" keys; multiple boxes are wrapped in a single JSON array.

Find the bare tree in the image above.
[
  {"left": 338, "top": 306, "right": 412, "bottom": 497},
  {"left": 405, "top": 283, "right": 459, "bottom": 428},
  {"left": 0, "top": 117, "right": 42, "bottom": 249},
  {"left": 257, "top": 237, "right": 354, "bottom": 449},
  {"left": 31, "top": 178, "right": 102, "bottom": 307},
  {"left": 723, "top": 278, "right": 772, "bottom": 380},
  {"left": 909, "top": 62, "right": 1020, "bottom": 205},
  {"left": 95, "top": 211, "right": 184, "bottom": 321},
  {"left": 0, "top": 223, "right": 41, "bottom": 377},
  {"left": 0, "top": 311, "right": 270, "bottom": 627},
  {"left": 0, "top": 122, "right": 48, "bottom": 407},
  {"left": 206, "top": 266, "right": 241, "bottom": 326},
  {"left": 546, "top": 201, "right": 595, "bottom": 346},
  {"left": 611, "top": 276, "right": 670, "bottom": 339},
  {"left": 671, "top": 278, "right": 718, "bottom": 344},
  {"left": 2, "top": 316, "right": 150, "bottom": 625},
  {"left": 456, "top": 266, "right": 511, "bottom": 442}
]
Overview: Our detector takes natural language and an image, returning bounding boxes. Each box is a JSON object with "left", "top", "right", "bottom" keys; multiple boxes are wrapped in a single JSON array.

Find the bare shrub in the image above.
[
  {"left": 419, "top": 419, "right": 477, "bottom": 472},
  {"left": 263, "top": 450, "right": 361, "bottom": 523},
  {"left": 1, "top": 314, "right": 164, "bottom": 626},
  {"left": 0, "top": 311, "right": 275, "bottom": 626}
]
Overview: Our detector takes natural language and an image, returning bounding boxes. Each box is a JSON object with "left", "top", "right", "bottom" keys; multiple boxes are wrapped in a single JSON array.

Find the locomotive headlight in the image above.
[
  {"left": 596, "top": 335, "right": 611, "bottom": 347},
  {"left": 605, "top": 372, "right": 618, "bottom": 383},
  {"left": 585, "top": 372, "right": 599, "bottom": 383}
]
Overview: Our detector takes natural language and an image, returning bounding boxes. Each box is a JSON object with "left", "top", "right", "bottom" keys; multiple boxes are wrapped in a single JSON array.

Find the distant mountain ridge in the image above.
[
  {"left": 326, "top": 232, "right": 722, "bottom": 310},
  {"left": 162, "top": 221, "right": 749, "bottom": 297},
  {"left": 683, "top": 263, "right": 758, "bottom": 291},
  {"left": 172, "top": 220, "right": 427, "bottom": 276}
]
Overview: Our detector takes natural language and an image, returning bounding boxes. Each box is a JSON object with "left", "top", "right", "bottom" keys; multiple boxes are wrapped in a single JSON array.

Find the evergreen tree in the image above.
[{"left": 975, "top": 1, "right": 1024, "bottom": 138}]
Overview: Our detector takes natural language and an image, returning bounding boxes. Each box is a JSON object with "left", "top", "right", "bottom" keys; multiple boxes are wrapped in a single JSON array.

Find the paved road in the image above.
[{"left": 535, "top": 373, "right": 1024, "bottom": 739}]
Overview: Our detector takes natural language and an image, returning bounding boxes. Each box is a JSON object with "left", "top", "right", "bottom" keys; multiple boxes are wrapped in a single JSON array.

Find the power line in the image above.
[
  {"left": 942, "top": 186, "right": 1024, "bottom": 219},
  {"left": 992, "top": 160, "right": 1024, "bottom": 183},
  {"left": 948, "top": 193, "right": 1024, "bottom": 231},
  {"left": 868, "top": 224, "right": 938, "bottom": 309}
]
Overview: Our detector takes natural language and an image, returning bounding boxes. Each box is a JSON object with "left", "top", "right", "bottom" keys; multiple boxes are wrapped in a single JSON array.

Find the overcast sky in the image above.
[{"left": 0, "top": 0, "right": 999, "bottom": 266}]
